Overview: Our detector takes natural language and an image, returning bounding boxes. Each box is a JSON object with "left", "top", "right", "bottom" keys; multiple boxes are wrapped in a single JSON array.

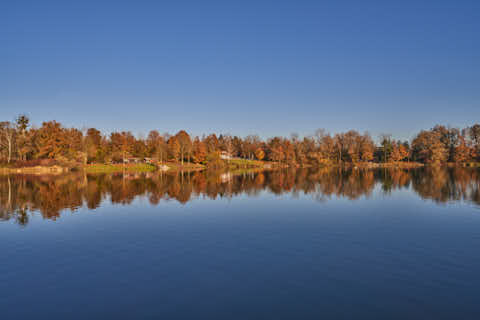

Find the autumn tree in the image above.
[
  {"left": 344, "top": 130, "right": 362, "bottom": 163},
  {"left": 359, "top": 134, "right": 375, "bottom": 162},
  {"left": 379, "top": 134, "right": 393, "bottom": 163},
  {"left": 35, "top": 121, "right": 69, "bottom": 160},
  {"left": 302, "top": 143, "right": 318, "bottom": 165},
  {"left": 390, "top": 142, "right": 403, "bottom": 162},
  {"left": 110, "top": 131, "right": 135, "bottom": 163},
  {"left": 283, "top": 139, "right": 296, "bottom": 164},
  {"left": 175, "top": 130, "right": 192, "bottom": 165},
  {"left": 167, "top": 136, "right": 181, "bottom": 162},
  {"left": 243, "top": 135, "right": 261, "bottom": 160},
  {"left": 271, "top": 145, "right": 285, "bottom": 163},
  {"left": 333, "top": 133, "right": 346, "bottom": 163},
  {"left": 133, "top": 137, "right": 147, "bottom": 158},
  {"left": 398, "top": 142, "right": 409, "bottom": 162},
  {"left": 64, "top": 128, "right": 84, "bottom": 161},
  {"left": 412, "top": 129, "right": 448, "bottom": 164},
  {"left": 267, "top": 137, "right": 285, "bottom": 163},
  {"left": 203, "top": 134, "right": 219, "bottom": 155},
  {"left": 318, "top": 133, "right": 336, "bottom": 164},
  {"left": 468, "top": 124, "right": 480, "bottom": 160},
  {"left": 232, "top": 136, "right": 243, "bottom": 157},
  {"left": 432, "top": 125, "right": 460, "bottom": 161},
  {"left": 85, "top": 128, "right": 105, "bottom": 163},
  {"left": 255, "top": 147, "right": 265, "bottom": 160},
  {"left": 16, "top": 115, "right": 31, "bottom": 161},
  {"left": 454, "top": 135, "right": 471, "bottom": 163},
  {"left": 192, "top": 137, "right": 207, "bottom": 164},
  {"left": 3, "top": 114, "right": 478, "bottom": 168},
  {"left": 221, "top": 135, "right": 234, "bottom": 157},
  {"left": 293, "top": 137, "right": 307, "bottom": 165},
  {"left": 147, "top": 130, "right": 168, "bottom": 163}
]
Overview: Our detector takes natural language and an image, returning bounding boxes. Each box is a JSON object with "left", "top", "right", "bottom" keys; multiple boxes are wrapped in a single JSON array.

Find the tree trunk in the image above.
[{"left": 7, "top": 138, "right": 12, "bottom": 164}]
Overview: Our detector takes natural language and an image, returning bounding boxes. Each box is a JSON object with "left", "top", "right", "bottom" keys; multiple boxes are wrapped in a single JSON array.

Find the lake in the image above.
[{"left": 1, "top": 167, "right": 480, "bottom": 319}]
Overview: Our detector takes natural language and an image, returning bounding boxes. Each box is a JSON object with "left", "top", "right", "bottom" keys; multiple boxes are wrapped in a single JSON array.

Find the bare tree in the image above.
[
  {"left": 223, "top": 134, "right": 234, "bottom": 158},
  {"left": 0, "top": 122, "right": 16, "bottom": 164},
  {"left": 314, "top": 128, "right": 327, "bottom": 147}
]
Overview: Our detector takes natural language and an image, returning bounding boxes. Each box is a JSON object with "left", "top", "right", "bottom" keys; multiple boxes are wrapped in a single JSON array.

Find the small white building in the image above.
[{"left": 220, "top": 151, "right": 232, "bottom": 160}]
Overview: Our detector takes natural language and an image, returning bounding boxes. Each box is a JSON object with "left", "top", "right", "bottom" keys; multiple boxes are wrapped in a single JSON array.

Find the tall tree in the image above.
[
  {"left": 204, "top": 134, "right": 219, "bottom": 154},
  {"left": 175, "top": 130, "right": 192, "bottom": 165},
  {"left": 222, "top": 135, "right": 234, "bottom": 157},
  {"left": 167, "top": 136, "right": 181, "bottom": 162},
  {"left": 390, "top": 142, "right": 403, "bottom": 162},
  {"left": 147, "top": 130, "right": 168, "bottom": 163},
  {"left": 192, "top": 137, "right": 207, "bottom": 164},
  {"left": 0, "top": 122, "right": 16, "bottom": 163},
  {"left": 36, "top": 121, "right": 68, "bottom": 160},
  {"left": 147, "top": 130, "right": 160, "bottom": 157},
  {"left": 318, "top": 133, "right": 336, "bottom": 163},
  {"left": 16, "top": 115, "right": 31, "bottom": 161},
  {"left": 412, "top": 129, "right": 448, "bottom": 164},
  {"left": 359, "top": 133, "right": 375, "bottom": 162},
  {"left": 454, "top": 135, "right": 471, "bottom": 163},
  {"left": 468, "top": 124, "right": 480, "bottom": 160},
  {"left": 379, "top": 134, "right": 393, "bottom": 163},
  {"left": 85, "top": 128, "right": 103, "bottom": 163},
  {"left": 110, "top": 131, "right": 135, "bottom": 163},
  {"left": 334, "top": 133, "right": 346, "bottom": 163}
]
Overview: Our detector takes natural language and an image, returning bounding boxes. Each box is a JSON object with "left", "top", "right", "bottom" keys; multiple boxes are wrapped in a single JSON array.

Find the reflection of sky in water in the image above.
[{"left": 1, "top": 168, "right": 480, "bottom": 319}]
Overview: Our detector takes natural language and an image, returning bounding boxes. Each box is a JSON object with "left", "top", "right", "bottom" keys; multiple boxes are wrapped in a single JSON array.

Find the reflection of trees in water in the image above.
[
  {"left": 377, "top": 168, "right": 412, "bottom": 194},
  {"left": 1, "top": 167, "right": 480, "bottom": 225},
  {"left": 411, "top": 167, "right": 480, "bottom": 205}
]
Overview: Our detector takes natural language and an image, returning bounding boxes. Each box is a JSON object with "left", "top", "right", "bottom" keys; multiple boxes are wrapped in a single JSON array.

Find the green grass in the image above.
[
  {"left": 226, "top": 159, "right": 265, "bottom": 168},
  {"left": 162, "top": 162, "right": 205, "bottom": 171},
  {"left": 84, "top": 163, "right": 157, "bottom": 173}
]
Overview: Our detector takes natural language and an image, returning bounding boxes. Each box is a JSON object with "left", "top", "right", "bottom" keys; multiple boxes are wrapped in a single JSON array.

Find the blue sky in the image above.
[{"left": 1, "top": 0, "right": 479, "bottom": 141}]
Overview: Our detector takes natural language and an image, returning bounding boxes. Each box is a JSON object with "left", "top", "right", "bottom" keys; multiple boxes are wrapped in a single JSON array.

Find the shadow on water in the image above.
[{"left": 1, "top": 167, "right": 480, "bottom": 225}]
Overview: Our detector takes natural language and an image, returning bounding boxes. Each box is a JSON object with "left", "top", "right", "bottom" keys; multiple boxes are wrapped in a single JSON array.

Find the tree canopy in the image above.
[{"left": 1, "top": 115, "right": 479, "bottom": 166}]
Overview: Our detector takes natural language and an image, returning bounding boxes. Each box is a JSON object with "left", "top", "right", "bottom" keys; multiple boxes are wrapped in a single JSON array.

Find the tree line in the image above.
[{"left": 1, "top": 115, "right": 480, "bottom": 166}]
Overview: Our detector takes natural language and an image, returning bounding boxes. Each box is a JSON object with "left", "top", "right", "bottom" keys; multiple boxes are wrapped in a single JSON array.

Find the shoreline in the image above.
[{"left": 2, "top": 161, "right": 478, "bottom": 175}]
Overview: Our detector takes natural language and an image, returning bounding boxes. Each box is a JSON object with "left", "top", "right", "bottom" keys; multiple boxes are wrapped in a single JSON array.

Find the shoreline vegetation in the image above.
[
  {"left": 3, "top": 160, "right": 480, "bottom": 175},
  {"left": 1, "top": 115, "right": 480, "bottom": 174}
]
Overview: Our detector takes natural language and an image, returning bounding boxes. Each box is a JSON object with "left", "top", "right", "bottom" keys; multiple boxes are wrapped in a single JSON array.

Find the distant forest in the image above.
[{"left": 1, "top": 115, "right": 479, "bottom": 166}]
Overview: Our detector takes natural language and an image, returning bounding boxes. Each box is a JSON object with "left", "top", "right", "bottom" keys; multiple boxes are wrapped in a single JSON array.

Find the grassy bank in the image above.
[
  {"left": 0, "top": 159, "right": 72, "bottom": 174},
  {"left": 83, "top": 163, "right": 157, "bottom": 173},
  {"left": 161, "top": 162, "right": 205, "bottom": 171},
  {"left": 355, "top": 162, "right": 424, "bottom": 168},
  {"left": 225, "top": 159, "right": 267, "bottom": 169},
  {"left": 0, "top": 165, "right": 69, "bottom": 174},
  {"left": 3, "top": 159, "right": 478, "bottom": 175}
]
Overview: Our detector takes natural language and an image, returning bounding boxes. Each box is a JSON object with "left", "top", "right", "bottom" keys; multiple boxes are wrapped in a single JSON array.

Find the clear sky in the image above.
[{"left": 2, "top": 0, "right": 479, "bottom": 141}]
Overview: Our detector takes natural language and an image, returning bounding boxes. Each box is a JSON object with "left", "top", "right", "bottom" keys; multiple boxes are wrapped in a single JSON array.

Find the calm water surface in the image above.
[{"left": 1, "top": 168, "right": 480, "bottom": 319}]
